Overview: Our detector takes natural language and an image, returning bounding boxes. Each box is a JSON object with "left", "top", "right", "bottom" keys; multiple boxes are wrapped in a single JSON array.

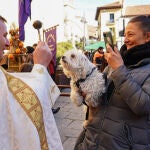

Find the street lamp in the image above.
[{"left": 81, "top": 15, "right": 87, "bottom": 50}]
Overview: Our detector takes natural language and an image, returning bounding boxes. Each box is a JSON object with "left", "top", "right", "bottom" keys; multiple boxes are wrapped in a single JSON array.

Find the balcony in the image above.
[{"left": 106, "top": 19, "right": 115, "bottom": 26}]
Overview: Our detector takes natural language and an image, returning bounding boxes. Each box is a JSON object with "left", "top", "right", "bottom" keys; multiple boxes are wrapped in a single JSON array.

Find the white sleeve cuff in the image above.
[{"left": 32, "top": 64, "right": 48, "bottom": 74}]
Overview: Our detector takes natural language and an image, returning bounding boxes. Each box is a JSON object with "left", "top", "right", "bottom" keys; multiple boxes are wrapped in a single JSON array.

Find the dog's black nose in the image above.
[{"left": 62, "top": 56, "right": 65, "bottom": 60}]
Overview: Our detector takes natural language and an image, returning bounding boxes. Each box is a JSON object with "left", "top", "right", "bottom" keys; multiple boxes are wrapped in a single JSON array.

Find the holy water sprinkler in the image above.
[{"left": 33, "top": 20, "right": 42, "bottom": 41}]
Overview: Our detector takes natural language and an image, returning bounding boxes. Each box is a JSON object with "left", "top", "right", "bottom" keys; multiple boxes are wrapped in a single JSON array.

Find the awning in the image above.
[{"left": 85, "top": 41, "right": 106, "bottom": 52}]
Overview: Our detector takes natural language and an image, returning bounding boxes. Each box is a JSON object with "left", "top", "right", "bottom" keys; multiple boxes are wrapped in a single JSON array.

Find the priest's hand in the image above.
[{"left": 33, "top": 41, "right": 52, "bottom": 67}]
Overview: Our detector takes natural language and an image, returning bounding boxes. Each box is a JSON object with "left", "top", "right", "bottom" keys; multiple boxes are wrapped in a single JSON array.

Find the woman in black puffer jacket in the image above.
[{"left": 74, "top": 15, "right": 150, "bottom": 150}]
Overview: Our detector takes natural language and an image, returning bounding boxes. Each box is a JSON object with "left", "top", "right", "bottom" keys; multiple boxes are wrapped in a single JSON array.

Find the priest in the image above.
[{"left": 0, "top": 15, "right": 63, "bottom": 150}]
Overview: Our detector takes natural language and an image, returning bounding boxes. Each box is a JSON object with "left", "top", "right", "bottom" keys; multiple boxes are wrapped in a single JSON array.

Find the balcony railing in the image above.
[{"left": 106, "top": 20, "right": 115, "bottom": 26}]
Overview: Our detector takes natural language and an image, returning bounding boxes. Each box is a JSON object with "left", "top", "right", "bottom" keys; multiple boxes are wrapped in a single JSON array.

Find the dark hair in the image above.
[
  {"left": 0, "top": 15, "right": 7, "bottom": 23},
  {"left": 26, "top": 46, "right": 34, "bottom": 53},
  {"left": 33, "top": 43, "right": 37, "bottom": 48},
  {"left": 128, "top": 15, "right": 150, "bottom": 33},
  {"left": 19, "top": 63, "right": 33, "bottom": 72},
  {"left": 98, "top": 46, "right": 104, "bottom": 50}
]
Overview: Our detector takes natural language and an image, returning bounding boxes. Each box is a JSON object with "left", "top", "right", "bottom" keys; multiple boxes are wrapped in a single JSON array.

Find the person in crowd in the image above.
[
  {"left": 18, "top": 46, "right": 34, "bottom": 72},
  {"left": 19, "top": 62, "right": 33, "bottom": 72},
  {"left": 84, "top": 51, "right": 90, "bottom": 60},
  {"left": 74, "top": 15, "right": 150, "bottom": 150},
  {"left": 26, "top": 45, "right": 34, "bottom": 64},
  {"left": 93, "top": 46, "right": 104, "bottom": 70},
  {"left": 33, "top": 43, "right": 37, "bottom": 50},
  {"left": 0, "top": 15, "right": 63, "bottom": 150}
]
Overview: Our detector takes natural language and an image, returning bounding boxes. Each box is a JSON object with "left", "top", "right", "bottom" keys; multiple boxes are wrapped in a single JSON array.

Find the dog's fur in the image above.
[
  {"left": 60, "top": 49, "right": 106, "bottom": 108},
  {"left": 60, "top": 49, "right": 107, "bottom": 126}
]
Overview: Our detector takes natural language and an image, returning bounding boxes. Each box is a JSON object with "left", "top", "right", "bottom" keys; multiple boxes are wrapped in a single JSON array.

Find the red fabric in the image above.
[{"left": 48, "top": 60, "right": 54, "bottom": 74}]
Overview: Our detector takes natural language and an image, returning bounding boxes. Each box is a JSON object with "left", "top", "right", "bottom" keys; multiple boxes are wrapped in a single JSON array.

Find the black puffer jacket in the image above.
[{"left": 74, "top": 42, "right": 150, "bottom": 150}]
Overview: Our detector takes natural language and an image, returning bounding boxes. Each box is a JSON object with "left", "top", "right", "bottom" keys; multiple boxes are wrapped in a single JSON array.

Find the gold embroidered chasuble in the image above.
[{"left": 1, "top": 67, "right": 49, "bottom": 150}]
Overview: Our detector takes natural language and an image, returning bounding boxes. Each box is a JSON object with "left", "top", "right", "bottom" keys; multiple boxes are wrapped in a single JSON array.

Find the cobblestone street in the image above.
[{"left": 54, "top": 95, "right": 84, "bottom": 150}]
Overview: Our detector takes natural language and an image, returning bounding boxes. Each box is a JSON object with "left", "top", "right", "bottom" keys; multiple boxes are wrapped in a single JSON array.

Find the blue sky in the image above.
[{"left": 74, "top": 0, "right": 150, "bottom": 25}]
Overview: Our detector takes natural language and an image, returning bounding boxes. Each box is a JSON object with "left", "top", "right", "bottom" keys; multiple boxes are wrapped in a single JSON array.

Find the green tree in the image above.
[
  {"left": 75, "top": 41, "right": 83, "bottom": 49},
  {"left": 56, "top": 41, "right": 73, "bottom": 65}
]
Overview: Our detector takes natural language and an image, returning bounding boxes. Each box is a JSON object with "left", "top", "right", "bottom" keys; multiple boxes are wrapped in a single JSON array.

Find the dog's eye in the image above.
[{"left": 71, "top": 54, "right": 75, "bottom": 58}]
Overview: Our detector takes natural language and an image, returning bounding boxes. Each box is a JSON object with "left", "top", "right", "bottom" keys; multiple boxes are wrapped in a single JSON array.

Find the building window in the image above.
[{"left": 110, "top": 13, "right": 114, "bottom": 23}]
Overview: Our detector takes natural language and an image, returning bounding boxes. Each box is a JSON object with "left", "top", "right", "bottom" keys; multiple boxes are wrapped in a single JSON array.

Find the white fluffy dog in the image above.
[{"left": 60, "top": 49, "right": 106, "bottom": 108}]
